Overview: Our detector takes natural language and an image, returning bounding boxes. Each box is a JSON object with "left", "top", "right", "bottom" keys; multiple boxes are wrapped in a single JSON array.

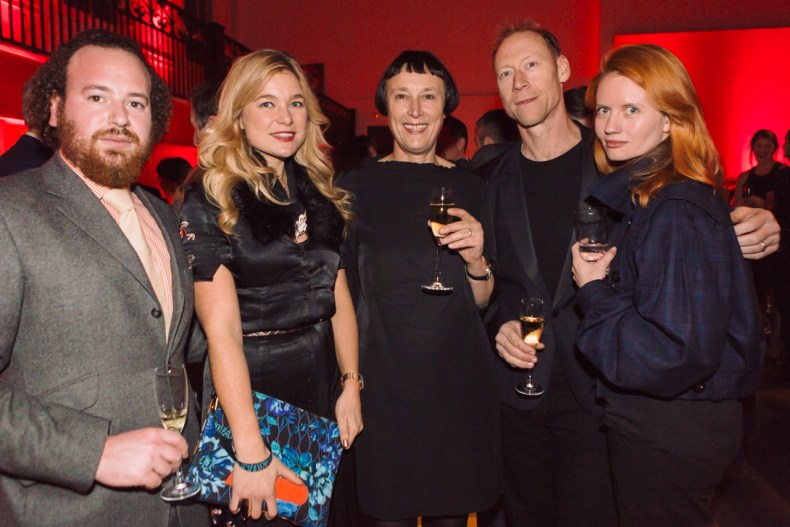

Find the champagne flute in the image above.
[
  {"left": 154, "top": 364, "right": 200, "bottom": 501},
  {"left": 422, "top": 186, "right": 457, "bottom": 292},
  {"left": 515, "top": 298, "right": 545, "bottom": 397}
]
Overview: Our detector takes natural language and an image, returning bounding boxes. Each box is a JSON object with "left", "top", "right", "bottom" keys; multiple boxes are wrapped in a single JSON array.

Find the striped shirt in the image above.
[{"left": 62, "top": 153, "right": 174, "bottom": 326}]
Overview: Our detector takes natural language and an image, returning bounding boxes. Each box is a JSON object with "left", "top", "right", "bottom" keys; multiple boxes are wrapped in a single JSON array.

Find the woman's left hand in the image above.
[
  {"left": 440, "top": 208, "right": 485, "bottom": 266},
  {"left": 334, "top": 383, "right": 363, "bottom": 449},
  {"left": 571, "top": 242, "right": 617, "bottom": 287}
]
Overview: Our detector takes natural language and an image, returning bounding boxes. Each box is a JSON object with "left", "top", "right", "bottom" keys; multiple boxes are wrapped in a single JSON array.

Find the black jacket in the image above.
[
  {"left": 0, "top": 134, "right": 53, "bottom": 178},
  {"left": 483, "top": 124, "right": 615, "bottom": 414}
]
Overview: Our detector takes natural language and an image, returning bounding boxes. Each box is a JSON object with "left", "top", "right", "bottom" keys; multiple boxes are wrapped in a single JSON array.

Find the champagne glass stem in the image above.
[
  {"left": 525, "top": 367, "right": 535, "bottom": 386},
  {"left": 433, "top": 239, "right": 442, "bottom": 283},
  {"left": 155, "top": 365, "right": 199, "bottom": 501}
]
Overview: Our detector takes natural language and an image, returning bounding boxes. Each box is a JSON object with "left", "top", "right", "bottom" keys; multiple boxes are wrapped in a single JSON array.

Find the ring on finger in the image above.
[
  {"left": 760, "top": 241, "right": 766, "bottom": 251},
  {"left": 468, "top": 228, "right": 473, "bottom": 238}
]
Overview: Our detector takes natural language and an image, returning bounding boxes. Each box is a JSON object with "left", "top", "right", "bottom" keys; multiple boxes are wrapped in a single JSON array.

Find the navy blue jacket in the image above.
[
  {"left": 576, "top": 161, "right": 764, "bottom": 401},
  {"left": 0, "top": 134, "right": 53, "bottom": 178}
]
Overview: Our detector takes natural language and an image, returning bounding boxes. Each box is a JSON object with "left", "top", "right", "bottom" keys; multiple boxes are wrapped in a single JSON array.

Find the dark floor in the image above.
[
  {"left": 382, "top": 360, "right": 790, "bottom": 527},
  {"left": 712, "top": 358, "right": 790, "bottom": 527}
]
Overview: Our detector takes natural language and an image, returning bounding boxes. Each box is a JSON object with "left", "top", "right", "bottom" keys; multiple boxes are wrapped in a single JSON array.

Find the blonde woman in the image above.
[{"left": 180, "top": 49, "right": 362, "bottom": 525}]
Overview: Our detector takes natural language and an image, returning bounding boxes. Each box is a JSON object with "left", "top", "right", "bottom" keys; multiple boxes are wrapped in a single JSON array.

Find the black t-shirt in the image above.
[{"left": 520, "top": 140, "right": 584, "bottom": 298}]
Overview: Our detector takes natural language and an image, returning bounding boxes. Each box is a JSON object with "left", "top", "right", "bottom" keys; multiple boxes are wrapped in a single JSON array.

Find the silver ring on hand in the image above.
[{"left": 760, "top": 241, "right": 766, "bottom": 251}]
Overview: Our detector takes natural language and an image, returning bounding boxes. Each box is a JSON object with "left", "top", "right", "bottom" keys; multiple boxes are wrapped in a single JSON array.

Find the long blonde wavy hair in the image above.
[
  {"left": 199, "top": 49, "right": 352, "bottom": 235},
  {"left": 587, "top": 44, "right": 724, "bottom": 207}
]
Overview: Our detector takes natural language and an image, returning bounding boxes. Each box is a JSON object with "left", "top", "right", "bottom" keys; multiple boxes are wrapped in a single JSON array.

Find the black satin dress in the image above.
[{"left": 180, "top": 162, "right": 347, "bottom": 526}]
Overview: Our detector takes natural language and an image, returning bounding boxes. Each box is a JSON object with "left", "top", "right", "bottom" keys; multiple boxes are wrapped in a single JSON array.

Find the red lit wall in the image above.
[
  {"left": 216, "top": 0, "right": 601, "bottom": 154},
  {"left": 216, "top": 0, "right": 788, "bottom": 159},
  {"left": 613, "top": 28, "right": 790, "bottom": 184}
]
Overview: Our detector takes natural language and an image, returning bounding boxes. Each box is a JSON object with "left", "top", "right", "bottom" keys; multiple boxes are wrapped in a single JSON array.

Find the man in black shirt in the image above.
[{"left": 483, "top": 20, "right": 781, "bottom": 527}]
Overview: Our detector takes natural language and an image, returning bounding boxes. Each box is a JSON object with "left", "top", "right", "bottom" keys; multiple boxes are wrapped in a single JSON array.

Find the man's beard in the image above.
[{"left": 56, "top": 105, "right": 154, "bottom": 188}]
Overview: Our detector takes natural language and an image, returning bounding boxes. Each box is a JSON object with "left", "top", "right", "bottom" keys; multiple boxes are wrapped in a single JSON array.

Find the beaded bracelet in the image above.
[{"left": 235, "top": 449, "right": 274, "bottom": 472}]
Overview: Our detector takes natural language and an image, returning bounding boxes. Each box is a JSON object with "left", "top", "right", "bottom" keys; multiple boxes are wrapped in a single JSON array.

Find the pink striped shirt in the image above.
[{"left": 62, "top": 153, "right": 174, "bottom": 325}]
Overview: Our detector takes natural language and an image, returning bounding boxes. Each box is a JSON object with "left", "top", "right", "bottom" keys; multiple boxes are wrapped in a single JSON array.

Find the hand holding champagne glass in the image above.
[
  {"left": 422, "top": 186, "right": 457, "bottom": 292},
  {"left": 154, "top": 364, "right": 199, "bottom": 501},
  {"left": 515, "top": 298, "right": 545, "bottom": 397}
]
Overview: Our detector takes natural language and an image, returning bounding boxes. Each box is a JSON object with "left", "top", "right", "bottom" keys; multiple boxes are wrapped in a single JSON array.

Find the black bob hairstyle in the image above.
[{"left": 374, "top": 50, "right": 459, "bottom": 117}]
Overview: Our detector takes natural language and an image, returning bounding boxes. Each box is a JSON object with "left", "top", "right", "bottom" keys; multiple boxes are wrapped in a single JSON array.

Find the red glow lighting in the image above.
[
  {"left": 0, "top": 42, "right": 45, "bottom": 62},
  {"left": 614, "top": 28, "right": 790, "bottom": 184}
]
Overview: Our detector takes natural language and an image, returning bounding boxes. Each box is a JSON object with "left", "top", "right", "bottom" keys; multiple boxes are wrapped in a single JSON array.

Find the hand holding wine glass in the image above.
[
  {"left": 571, "top": 241, "right": 617, "bottom": 288},
  {"left": 423, "top": 186, "right": 458, "bottom": 292},
  {"left": 575, "top": 207, "right": 608, "bottom": 262},
  {"left": 154, "top": 364, "right": 199, "bottom": 501},
  {"left": 515, "top": 298, "right": 546, "bottom": 397}
]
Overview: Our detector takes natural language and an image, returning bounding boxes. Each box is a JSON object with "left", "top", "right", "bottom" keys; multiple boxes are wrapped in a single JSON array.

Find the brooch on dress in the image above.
[{"left": 294, "top": 211, "right": 307, "bottom": 240}]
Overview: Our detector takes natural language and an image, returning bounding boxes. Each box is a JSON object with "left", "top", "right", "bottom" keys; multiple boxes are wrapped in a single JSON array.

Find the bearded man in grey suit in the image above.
[{"left": 0, "top": 30, "right": 207, "bottom": 526}]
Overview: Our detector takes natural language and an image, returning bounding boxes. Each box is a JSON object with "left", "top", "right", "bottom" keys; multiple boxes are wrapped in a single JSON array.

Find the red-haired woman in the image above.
[{"left": 570, "top": 44, "right": 764, "bottom": 527}]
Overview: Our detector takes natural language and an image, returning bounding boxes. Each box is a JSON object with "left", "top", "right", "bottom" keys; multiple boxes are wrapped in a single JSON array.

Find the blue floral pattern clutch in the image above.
[{"left": 186, "top": 391, "right": 343, "bottom": 527}]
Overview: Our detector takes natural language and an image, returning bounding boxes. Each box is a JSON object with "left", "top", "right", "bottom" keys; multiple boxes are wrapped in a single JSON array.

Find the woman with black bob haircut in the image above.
[
  {"left": 373, "top": 50, "right": 460, "bottom": 118},
  {"left": 336, "top": 50, "right": 500, "bottom": 526}
]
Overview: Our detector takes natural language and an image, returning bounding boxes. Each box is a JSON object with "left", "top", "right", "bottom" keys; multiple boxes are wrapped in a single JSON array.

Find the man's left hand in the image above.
[{"left": 731, "top": 206, "right": 780, "bottom": 260}]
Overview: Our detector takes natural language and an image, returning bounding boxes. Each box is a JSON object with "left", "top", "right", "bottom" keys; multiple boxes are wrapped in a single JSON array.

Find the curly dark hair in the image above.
[{"left": 27, "top": 29, "right": 172, "bottom": 149}]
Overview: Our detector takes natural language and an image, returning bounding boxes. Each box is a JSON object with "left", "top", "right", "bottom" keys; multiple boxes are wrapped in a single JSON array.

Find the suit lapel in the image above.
[
  {"left": 133, "top": 186, "right": 187, "bottom": 358},
  {"left": 496, "top": 146, "right": 551, "bottom": 301},
  {"left": 42, "top": 157, "right": 184, "bottom": 360},
  {"left": 44, "top": 157, "right": 157, "bottom": 301},
  {"left": 553, "top": 128, "right": 601, "bottom": 310}
]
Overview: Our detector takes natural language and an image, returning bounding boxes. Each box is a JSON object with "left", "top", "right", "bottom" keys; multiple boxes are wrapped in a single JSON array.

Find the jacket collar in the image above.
[
  {"left": 587, "top": 159, "right": 644, "bottom": 216},
  {"left": 589, "top": 156, "right": 730, "bottom": 225}
]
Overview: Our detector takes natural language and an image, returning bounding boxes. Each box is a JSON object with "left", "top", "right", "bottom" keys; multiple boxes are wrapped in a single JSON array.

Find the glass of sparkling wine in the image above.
[
  {"left": 515, "top": 298, "right": 546, "bottom": 397},
  {"left": 422, "top": 186, "right": 457, "bottom": 292},
  {"left": 575, "top": 207, "right": 608, "bottom": 262},
  {"left": 154, "top": 364, "right": 199, "bottom": 501}
]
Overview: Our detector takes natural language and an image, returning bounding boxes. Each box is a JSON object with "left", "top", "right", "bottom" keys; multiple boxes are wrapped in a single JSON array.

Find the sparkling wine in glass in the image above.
[
  {"left": 422, "top": 186, "right": 457, "bottom": 292},
  {"left": 154, "top": 364, "right": 199, "bottom": 501},
  {"left": 515, "top": 298, "right": 546, "bottom": 397}
]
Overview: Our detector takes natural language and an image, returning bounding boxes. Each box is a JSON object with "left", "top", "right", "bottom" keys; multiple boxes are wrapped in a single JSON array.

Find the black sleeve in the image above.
[{"left": 179, "top": 185, "right": 233, "bottom": 282}]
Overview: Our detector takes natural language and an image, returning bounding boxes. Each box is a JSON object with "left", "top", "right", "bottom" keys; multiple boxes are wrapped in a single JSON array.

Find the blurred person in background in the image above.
[
  {"left": 437, "top": 114, "right": 471, "bottom": 168},
  {"left": 470, "top": 108, "right": 518, "bottom": 170}
]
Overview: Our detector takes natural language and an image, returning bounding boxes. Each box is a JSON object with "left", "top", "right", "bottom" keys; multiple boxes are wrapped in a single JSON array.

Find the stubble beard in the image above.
[{"left": 56, "top": 103, "right": 154, "bottom": 188}]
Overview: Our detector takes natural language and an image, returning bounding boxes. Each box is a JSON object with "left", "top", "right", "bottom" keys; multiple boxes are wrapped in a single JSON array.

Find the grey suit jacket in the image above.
[{"left": 0, "top": 155, "right": 206, "bottom": 526}]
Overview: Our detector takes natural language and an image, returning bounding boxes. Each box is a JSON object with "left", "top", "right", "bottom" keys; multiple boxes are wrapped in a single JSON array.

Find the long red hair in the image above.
[{"left": 587, "top": 44, "right": 723, "bottom": 207}]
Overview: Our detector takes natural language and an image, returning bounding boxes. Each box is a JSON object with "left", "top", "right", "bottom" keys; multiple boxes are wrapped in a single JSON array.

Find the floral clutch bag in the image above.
[{"left": 186, "top": 391, "right": 344, "bottom": 527}]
